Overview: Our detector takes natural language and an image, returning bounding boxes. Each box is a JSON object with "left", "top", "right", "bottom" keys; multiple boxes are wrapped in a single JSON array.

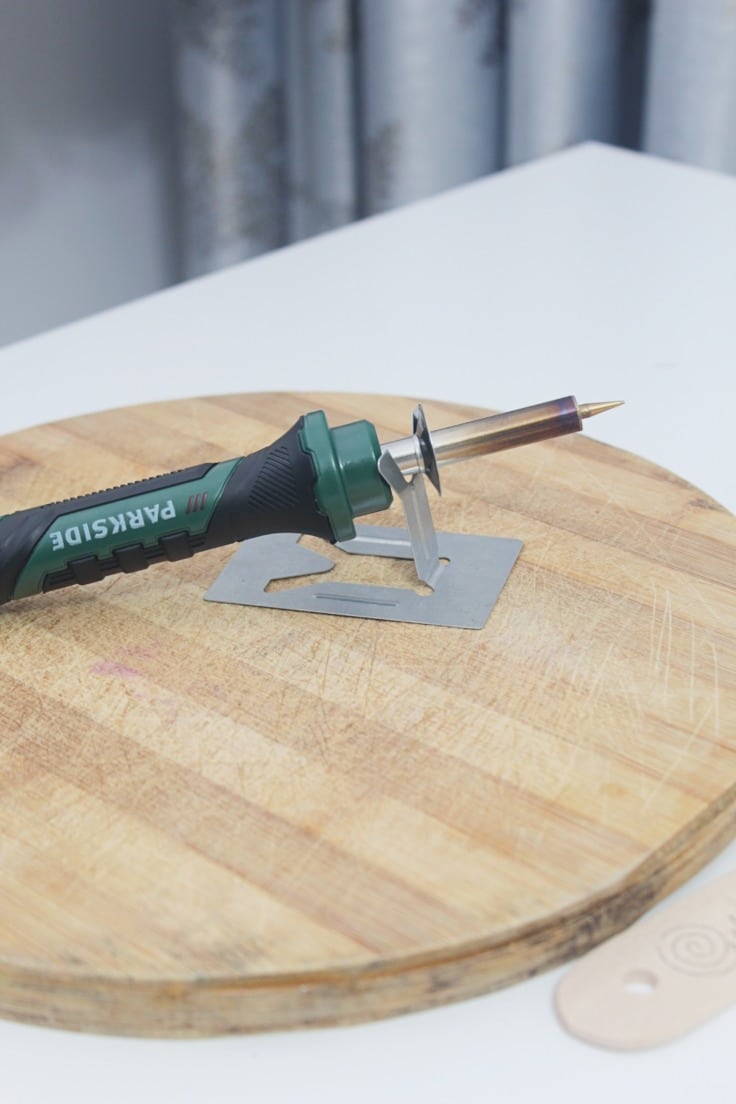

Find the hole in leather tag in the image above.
[
  {"left": 623, "top": 968, "right": 658, "bottom": 996},
  {"left": 555, "top": 871, "right": 736, "bottom": 1050}
]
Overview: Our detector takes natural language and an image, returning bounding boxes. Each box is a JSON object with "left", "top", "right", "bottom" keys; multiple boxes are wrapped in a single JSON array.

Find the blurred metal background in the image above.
[
  {"left": 2, "top": 0, "right": 736, "bottom": 345},
  {"left": 174, "top": 0, "right": 736, "bottom": 278}
]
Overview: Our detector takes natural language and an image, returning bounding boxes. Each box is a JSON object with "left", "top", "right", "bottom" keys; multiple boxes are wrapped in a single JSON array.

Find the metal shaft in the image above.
[{"left": 385, "top": 396, "right": 622, "bottom": 478}]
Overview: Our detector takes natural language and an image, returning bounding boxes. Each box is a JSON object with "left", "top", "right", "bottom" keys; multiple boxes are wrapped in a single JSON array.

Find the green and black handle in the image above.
[{"left": 0, "top": 412, "right": 391, "bottom": 605}]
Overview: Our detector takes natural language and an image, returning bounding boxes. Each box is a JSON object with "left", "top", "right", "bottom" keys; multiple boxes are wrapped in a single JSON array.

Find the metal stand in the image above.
[
  {"left": 205, "top": 405, "right": 522, "bottom": 629},
  {"left": 204, "top": 525, "right": 522, "bottom": 629}
]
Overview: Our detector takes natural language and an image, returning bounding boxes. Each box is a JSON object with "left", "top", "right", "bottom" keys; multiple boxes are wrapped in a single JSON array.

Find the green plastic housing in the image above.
[{"left": 299, "top": 412, "right": 392, "bottom": 541}]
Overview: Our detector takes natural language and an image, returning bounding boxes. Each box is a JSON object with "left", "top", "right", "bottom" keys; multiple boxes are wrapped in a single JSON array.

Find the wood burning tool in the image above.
[{"left": 0, "top": 396, "right": 621, "bottom": 617}]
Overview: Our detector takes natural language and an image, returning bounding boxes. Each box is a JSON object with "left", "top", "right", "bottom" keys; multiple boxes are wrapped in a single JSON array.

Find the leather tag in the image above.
[{"left": 556, "top": 872, "right": 736, "bottom": 1050}]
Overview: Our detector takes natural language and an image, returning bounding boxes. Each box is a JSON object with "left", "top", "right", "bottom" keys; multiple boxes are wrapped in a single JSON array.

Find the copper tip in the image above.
[{"left": 578, "top": 400, "right": 625, "bottom": 420}]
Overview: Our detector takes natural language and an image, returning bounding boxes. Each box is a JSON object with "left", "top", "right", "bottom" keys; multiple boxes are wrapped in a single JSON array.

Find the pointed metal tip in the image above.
[{"left": 578, "top": 400, "right": 625, "bottom": 420}]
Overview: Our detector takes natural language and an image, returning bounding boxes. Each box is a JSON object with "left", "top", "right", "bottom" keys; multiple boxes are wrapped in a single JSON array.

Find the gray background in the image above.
[{"left": 2, "top": 0, "right": 735, "bottom": 348}]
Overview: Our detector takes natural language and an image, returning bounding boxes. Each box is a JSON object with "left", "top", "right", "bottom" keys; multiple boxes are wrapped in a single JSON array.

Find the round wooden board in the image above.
[{"left": 1, "top": 392, "right": 735, "bottom": 1037}]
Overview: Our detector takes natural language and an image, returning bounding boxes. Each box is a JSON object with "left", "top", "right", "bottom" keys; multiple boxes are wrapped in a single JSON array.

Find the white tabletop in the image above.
[{"left": 1, "top": 143, "right": 735, "bottom": 1103}]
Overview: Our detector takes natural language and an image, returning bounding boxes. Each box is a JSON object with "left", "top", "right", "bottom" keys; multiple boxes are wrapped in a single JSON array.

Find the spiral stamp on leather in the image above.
[
  {"left": 557, "top": 879, "right": 736, "bottom": 1049},
  {"left": 657, "top": 921, "right": 736, "bottom": 977}
]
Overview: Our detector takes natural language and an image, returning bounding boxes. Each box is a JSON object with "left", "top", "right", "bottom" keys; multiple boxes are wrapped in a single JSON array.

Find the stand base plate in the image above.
[{"left": 205, "top": 526, "right": 523, "bottom": 629}]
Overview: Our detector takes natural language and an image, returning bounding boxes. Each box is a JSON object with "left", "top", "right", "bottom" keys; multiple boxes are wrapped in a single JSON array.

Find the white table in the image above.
[{"left": 1, "top": 143, "right": 735, "bottom": 1103}]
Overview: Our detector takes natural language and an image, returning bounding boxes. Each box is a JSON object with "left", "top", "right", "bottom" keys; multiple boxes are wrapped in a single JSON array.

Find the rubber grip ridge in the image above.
[{"left": 203, "top": 419, "right": 335, "bottom": 547}]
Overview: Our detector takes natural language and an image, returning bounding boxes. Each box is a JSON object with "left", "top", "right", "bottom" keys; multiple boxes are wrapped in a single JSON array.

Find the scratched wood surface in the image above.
[{"left": 0, "top": 391, "right": 735, "bottom": 1037}]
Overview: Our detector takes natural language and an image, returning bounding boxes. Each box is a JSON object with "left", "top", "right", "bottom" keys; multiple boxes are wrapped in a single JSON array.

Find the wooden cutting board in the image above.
[{"left": 0, "top": 391, "right": 735, "bottom": 1037}]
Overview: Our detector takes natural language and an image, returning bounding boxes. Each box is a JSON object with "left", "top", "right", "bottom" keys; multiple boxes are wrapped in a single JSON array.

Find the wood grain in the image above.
[{"left": 0, "top": 391, "right": 735, "bottom": 1036}]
